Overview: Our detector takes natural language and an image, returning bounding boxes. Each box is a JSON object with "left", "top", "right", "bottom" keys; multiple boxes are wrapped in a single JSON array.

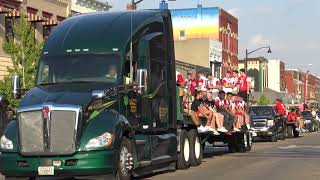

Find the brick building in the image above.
[
  {"left": 219, "top": 8, "right": 238, "bottom": 76},
  {"left": 284, "top": 69, "right": 320, "bottom": 104},
  {"left": 285, "top": 69, "right": 304, "bottom": 103},
  {"left": 171, "top": 5, "right": 238, "bottom": 78},
  {"left": 0, "top": 0, "right": 111, "bottom": 80}
]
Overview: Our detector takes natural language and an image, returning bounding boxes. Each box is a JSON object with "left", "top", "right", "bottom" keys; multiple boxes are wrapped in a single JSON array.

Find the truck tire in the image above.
[
  {"left": 116, "top": 137, "right": 133, "bottom": 180},
  {"left": 286, "top": 126, "right": 293, "bottom": 138},
  {"left": 270, "top": 131, "right": 278, "bottom": 142},
  {"left": 293, "top": 129, "right": 299, "bottom": 138},
  {"left": 236, "top": 133, "right": 247, "bottom": 153},
  {"left": 246, "top": 132, "right": 253, "bottom": 152},
  {"left": 228, "top": 135, "right": 237, "bottom": 153},
  {"left": 188, "top": 129, "right": 203, "bottom": 166},
  {"left": 279, "top": 128, "right": 286, "bottom": 140},
  {"left": 177, "top": 130, "right": 191, "bottom": 169}
]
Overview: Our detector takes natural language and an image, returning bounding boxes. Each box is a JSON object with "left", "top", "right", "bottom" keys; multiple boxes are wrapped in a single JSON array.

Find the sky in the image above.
[{"left": 106, "top": 0, "right": 320, "bottom": 75}]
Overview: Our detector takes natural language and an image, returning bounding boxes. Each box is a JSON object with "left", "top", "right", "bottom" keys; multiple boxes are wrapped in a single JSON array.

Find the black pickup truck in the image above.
[{"left": 249, "top": 106, "right": 286, "bottom": 142}]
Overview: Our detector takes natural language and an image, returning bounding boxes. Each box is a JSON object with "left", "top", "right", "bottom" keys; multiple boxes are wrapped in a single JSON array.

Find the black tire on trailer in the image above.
[
  {"left": 293, "top": 129, "right": 299, "bottom": 138},
  {"left": 236, "top": 132, "right": 247, "bottom": 153},
  {"left": 177, "top": 130, "right": 191, "bottom": 170},
  {"left": 270, "top": 131, "right": 278, "bottom": 142},
  {"left": 279, "top": 127, "right": 286, "bottom": 140},
  {"left": 116, "top": 137, "right": 133, "bottom": 180},
  {"left": 188, "top": 129, "right": 203, "bottom": 166},
  {"left": 246, "top": 132, "right": 253, "bottom": 152},
  {"left": 228, "top": 135, "right": 237, "bottom": 153},
  {"left": 286, "top": 125, "right": 293, "bottom": 138}
]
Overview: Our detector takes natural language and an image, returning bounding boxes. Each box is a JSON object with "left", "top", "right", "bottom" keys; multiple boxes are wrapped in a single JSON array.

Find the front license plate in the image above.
[
  {"left": 38, "top": 166, "right": 54, "bottom": 176},
  {"left": 252, "top": 132, "right": 257, "bottom": 137}
]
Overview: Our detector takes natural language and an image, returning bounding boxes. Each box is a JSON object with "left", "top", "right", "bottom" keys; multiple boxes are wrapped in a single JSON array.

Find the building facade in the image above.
[
  {"left": 267, "top": 59, "right": 286, "bottom": 92},
  {"left": 171, "top": 5, "right": 238, "bottom": 78},
  {"left": 285, "top": 69, "right": 305, "bottom": 104},
  {"left": 238, "top": 57, "right": 268, "bottom": 92},
  {"left": 0, "top": 0, "right": 111, "bottom": 80}
]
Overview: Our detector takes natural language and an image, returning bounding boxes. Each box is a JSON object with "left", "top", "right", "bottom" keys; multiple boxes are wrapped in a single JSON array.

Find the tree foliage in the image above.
[
  {"left": 0, "top": 13, "right": 43, "bottom": 107},
  {"left": 258, "top": 94, "right": 270, "bottom": 106}
]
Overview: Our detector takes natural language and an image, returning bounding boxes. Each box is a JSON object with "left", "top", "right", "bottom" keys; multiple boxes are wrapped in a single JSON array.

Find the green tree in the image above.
[
  {"left": 258, "top": 94, "right": 270, "bottom": 105},
  {"left": 0, "top": 13, "right": 43, "bottom": 107}
]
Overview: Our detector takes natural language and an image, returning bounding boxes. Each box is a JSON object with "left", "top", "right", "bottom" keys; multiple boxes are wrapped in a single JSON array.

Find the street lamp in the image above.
[
  {"left": 245, "top": 46, "right": 272, "bottom": 72},
  {"left": 303, "top": 64, "right": 313, "bottom": 105}
]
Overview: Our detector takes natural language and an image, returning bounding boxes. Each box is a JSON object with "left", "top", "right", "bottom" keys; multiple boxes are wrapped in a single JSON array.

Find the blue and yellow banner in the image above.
[{"left": 171, "top": 7, "right": 219, "bottom": 41}]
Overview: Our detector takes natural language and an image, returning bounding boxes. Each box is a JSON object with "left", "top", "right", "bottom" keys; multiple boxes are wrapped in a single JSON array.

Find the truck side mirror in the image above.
[
  {"left": 136, "top": 69, "right": 148, "bottom": 94},
  {"left": 12, "top": 74, "right": 21, "bottom": 99}
]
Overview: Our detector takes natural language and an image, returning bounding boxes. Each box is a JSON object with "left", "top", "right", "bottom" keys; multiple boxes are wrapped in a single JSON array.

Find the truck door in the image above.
[{"left": 147, "top": 33, "right": 177, "bottom": 164}]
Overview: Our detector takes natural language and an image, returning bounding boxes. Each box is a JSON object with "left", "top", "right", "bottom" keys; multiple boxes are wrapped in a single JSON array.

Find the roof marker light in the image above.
[
  {"left": 75, "top": 49, "right": 81, "bottom": 52},
  {"left": 112, "top": 48, "right": 118, "bottom": 51},
  {"left": 83, "top": 49, "right": 89, "bottom": 52},
  {"left": 66, "top": 49, "right": 72, "bottom": 53}
]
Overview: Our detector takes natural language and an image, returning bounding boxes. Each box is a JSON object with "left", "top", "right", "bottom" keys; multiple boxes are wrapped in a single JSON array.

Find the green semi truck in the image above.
[{"left": 0, "top": 10, "right": 253, "bottom": 180}]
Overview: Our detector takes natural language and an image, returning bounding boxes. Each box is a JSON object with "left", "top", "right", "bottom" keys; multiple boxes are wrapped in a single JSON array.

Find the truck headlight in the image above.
[
  {"left": 86, "top": 132, "right": 113, "bottom": 149},
  {"left": 0, "top": 135, "right": 13, "bottom": 150},
  {"left": 267, "top": 120, "right": 274, "bottom": 127}
]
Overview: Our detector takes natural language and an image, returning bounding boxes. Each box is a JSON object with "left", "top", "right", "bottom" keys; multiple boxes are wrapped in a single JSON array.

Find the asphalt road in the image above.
[
  {"left": 147, "top": 132, "right": 320, "bottom": 180},
  {"left": 1, "top": 132, "right": 320, "bottom": 180}
]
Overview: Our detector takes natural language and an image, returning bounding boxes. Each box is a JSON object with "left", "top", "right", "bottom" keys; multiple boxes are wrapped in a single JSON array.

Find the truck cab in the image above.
[{"left": 0, "top": 10, "right": 178, "bottom": 179}]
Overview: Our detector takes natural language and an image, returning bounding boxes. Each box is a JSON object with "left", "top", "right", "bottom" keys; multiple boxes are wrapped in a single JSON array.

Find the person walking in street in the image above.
[{"left": 237, "top": 69, "right": 251, "bottom": 102}]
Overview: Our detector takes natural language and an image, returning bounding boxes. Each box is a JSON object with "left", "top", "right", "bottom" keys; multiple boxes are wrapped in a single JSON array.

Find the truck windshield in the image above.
[
  {"left": 36, "top": 54, "right": 120, "bottom": 85},
  {"left": 250, "top": 107, "right": 274, "bottom": 117}
]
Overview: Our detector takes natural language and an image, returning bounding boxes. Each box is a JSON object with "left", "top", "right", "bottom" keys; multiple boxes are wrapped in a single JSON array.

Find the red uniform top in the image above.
[
  {"left": 274, "top": 102, "right": 286, "bottom": 116},
  {"left": 214, "top": 97, "right": 225, "bottom": 107},
  {"left": 222, "top": 77, "right": 232, "bottom": 87},
  {"left": 176, "top": 73, "right": 184, "bottom": 85},
  {"left": 286, "top": 112, "right": 296, "bottom": 122},
  {"left": 238, "top": 75, "right": 250, "bottom": 92},
  {"left": 189, "top": 79, "right": 197, "bottom": 94}
]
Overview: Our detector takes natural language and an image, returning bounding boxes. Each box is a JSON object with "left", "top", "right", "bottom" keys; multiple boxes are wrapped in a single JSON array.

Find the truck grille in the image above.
[
  {"left": 19, "top": 111, "right": 44, "bottom": 153},
  {"left": 253, "top": 121, "right": 267, "bottom": 128},
  {"left": 50, "top": 111, "right": 77, "bottom": 153},
  {"left": 18, "top": 107, "right": 80, "bottom": 156}
]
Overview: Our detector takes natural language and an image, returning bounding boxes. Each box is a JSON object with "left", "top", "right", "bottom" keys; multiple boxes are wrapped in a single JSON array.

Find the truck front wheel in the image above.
[
  {"left": 246, "top": 132, "right": 253, "bottom": 152},
  {"left": 228, "top": 135, "right": 237, "bottom": 153},
  {"left": 116, "top": 137, "right": 133, "bottom": 180},
  {"left": 177, "top": 130, "right": 191, "bottom": 169},
  {"left": 188, "top": 129, "right": 203, "bottom": 166},
  {"left": 270, "top": 131, "right": 278, "bottom": 142},
  {"left": 236, "top": 133, "right": 247, "bottom": 153}
]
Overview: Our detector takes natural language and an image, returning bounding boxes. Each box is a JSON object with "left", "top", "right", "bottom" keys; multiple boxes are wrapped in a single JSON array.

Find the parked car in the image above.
[
  {"left": 249, "top": 106, "right": 286, "bottom": 142},
  {"left": 301, "top": 111, "right": 318, "bottom": 132}
]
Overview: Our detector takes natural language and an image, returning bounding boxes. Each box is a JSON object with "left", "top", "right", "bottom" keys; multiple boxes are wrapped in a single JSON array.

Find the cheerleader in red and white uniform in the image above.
[
  {"left": 207, "top": 73, "right": 221, "bottom": 97},
  {"left": 225, "top": 92, "right": 241, "bottom": 132},
  {"left": 222, "top": 71, "right": 234, "bottom": 93}
]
